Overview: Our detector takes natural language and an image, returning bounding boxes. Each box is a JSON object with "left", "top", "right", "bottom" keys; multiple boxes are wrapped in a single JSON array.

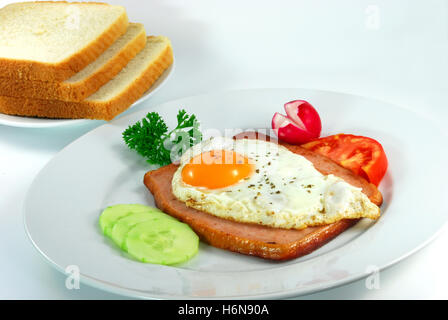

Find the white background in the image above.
[{"left": 0, "top": 0, "right": 447, "bottom": 299}]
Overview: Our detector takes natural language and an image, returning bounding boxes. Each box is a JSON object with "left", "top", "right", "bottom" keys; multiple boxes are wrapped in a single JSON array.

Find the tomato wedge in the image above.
[{"left": 301, "top": 134, "right": 388, "bottom": 186}]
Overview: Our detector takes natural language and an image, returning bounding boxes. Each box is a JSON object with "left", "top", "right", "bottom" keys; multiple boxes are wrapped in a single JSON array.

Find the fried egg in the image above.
[{"left": 172, "top": 137, "right": 380, "bottom": 229}]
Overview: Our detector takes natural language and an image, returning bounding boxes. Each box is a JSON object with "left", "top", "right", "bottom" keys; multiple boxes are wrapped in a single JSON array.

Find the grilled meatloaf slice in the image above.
[{"left": 143, "top": 133, "right": 382, "bottom": 260}]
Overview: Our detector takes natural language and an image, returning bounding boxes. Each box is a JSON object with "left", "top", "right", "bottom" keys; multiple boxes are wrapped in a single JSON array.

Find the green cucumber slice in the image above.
[
  {"left": 99, "top": 204, "right": 161, "bottom": 237},
  {"left": 125, "top": 219, "right": 199, "bottom": 265},
  {"left": 110, "top": 211, "right": 173, "bottom": 249}
]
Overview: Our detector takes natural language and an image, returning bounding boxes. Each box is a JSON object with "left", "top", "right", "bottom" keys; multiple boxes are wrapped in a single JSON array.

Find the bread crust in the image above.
[
  {"left": 0, "top": 2, "right": 129, "bottom": 81},
  {"left": 0, "top": 24, "right": 146, "bottom": 102},
  {"left": 0, "top": 37, "right": 173, "bottom": 120},
  {"left": 143, "top": 134, "right": 383, "bottom": 260}
]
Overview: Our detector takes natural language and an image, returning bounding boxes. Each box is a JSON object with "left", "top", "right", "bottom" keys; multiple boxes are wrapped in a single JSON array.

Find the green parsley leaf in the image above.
[{"left": 122, "top": 109, "right": 202, "bottom": 166}]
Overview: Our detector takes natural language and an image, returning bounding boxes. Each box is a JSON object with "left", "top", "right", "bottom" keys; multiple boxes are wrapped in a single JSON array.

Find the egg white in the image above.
[{"left": 172, "top": 137, "right": 380, "bottom": 229}]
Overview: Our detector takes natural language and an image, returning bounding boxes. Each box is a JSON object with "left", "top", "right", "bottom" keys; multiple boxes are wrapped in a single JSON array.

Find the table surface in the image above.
[{"left": 1, "top": 0, "right": 447, "bottom": 299}]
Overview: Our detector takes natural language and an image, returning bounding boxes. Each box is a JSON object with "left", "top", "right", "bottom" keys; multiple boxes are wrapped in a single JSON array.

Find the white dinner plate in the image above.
[
  {"left": 0, "top": 62, "right": 174, "bottom": 128},
  {"left": 24, "top": 88, "right": 448, "bottom": 299}
]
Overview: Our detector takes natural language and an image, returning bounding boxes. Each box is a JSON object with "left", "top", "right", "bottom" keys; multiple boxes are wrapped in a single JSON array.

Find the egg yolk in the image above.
[{"left": 181, "top": 150, "right": 254, "bottom": 189}]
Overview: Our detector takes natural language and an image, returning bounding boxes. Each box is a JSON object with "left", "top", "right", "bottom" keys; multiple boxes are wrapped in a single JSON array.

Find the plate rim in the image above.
[{"left": 24, "top": 219, "right": 447, "bottom": 300}]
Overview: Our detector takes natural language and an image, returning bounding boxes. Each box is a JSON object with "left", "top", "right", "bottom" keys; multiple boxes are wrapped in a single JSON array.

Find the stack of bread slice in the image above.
[{"left": 0, "top": 1, "right": 173, "bottom": 120}]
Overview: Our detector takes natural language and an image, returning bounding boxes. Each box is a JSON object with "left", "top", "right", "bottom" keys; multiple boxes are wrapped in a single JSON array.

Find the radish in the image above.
[{"left": 272, "top": 100, "right": 322, "bottom": 144}]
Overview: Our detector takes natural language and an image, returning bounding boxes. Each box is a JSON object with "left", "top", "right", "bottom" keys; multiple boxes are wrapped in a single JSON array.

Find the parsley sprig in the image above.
[{"left": 122, "top": 110, "right": 202, "bottom": 166}]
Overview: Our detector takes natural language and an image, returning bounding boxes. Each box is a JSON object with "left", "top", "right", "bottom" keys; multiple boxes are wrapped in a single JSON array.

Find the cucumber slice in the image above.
[
  {"left": 110, "top": 211, "right": 173, "bottom": 249},
  {"left": 125, "top": 219, "right": 199, "bottom": 265},
  {"left": 99, "top": 204, "right": 161, "bottom": 237}
]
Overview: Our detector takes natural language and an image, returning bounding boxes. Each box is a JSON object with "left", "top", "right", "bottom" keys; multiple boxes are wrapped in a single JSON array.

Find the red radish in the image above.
[
  {"left": 284, "top": 100, "right": 321, "bottom": 137},
  {"left": 272, "top": 100, "right": 322, "bottom": 144}
]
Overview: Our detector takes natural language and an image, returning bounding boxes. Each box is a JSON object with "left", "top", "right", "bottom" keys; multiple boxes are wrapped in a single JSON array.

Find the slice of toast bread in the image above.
[
  {"left": 0, "top": 1, "right": 128, "bottom": 81},
  {"left": 143, "top": 133, "right": 382, "bottom": 260},
  {"left": 0, "top": 23, "right": 146, "bottom": 102},
  {"left": 0, "top": 36, "right": 173, "bottom": 120}
]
